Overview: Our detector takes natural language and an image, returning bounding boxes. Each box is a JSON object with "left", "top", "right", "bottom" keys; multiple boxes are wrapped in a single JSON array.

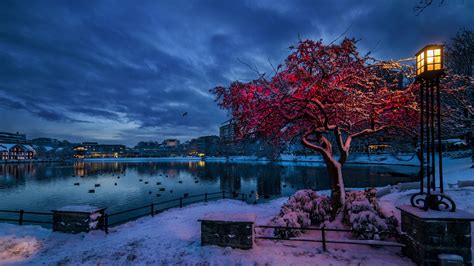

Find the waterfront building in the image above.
[
  {"left": 0, "top": 143, "right": 35, "bottom": 160},
  {"left": 188, "top": 136, "right": 220, "bottom": 156},
  {"left": 0, "top": 131, "right": 36, "bottom": 160},
  {"left": 73, "top": 142, "right": 126, "bottom": 158}
]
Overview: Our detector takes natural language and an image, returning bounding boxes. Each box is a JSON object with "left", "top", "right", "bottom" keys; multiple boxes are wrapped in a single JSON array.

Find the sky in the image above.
[{"left": 1, "top": 0, "right": 473, "bottom": 146}]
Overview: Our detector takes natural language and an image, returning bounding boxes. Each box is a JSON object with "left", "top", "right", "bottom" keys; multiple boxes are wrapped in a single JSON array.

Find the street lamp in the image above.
[
  {"left": 415, "top": 44, "right": 443, "bottom": 78},
  {"left": 411, "top": 44, "right": 456, "bottom": 211}
]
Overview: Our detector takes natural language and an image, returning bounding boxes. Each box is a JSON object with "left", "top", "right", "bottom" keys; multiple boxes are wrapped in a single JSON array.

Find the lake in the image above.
[{"left": 0, "top": 159, "right": 419, "bottom": 212}]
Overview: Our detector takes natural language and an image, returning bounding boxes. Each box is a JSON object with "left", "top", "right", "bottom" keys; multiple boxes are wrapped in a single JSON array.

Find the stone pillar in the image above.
[
  {"left": 199, "top": 213, "right": 255, "bottom": 249},
  {"left": 52, "top": 205, "right": 106, "bottom": 234},
  {"left": 397, "top": 205, "right": 474, "bottom": 266}
]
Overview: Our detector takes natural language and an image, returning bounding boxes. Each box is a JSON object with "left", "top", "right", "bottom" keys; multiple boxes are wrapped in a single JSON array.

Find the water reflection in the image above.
[{"left": 0, "top": 161, "right": 418, "bottom": 213}]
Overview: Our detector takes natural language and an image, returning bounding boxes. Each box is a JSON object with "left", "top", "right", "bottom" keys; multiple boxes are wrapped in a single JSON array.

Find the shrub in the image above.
[
  {"left": 270, "top": 189, "right": 331, "bottom": 238},
  {"left": 345, "top": 189, "right": 398, "bottom": 240}
]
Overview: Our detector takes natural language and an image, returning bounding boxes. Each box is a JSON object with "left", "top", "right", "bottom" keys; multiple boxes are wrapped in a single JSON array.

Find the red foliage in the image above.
[
  {"left": 212, "top": 38, "right": 420, "bottom": 212},
  {"left": 212, "top": 39, "right": 419, "bottom": 154}
]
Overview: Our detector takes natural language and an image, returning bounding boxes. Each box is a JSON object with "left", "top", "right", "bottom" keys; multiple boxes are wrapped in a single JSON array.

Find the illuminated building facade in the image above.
[{"left": 73, "top": 142, "right": 126, "bottom": 158}]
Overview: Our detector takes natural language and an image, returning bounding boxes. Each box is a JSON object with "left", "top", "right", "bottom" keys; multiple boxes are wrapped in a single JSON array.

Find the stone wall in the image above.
[
  {"left": 200, "top": 213, "right": 255, "bottom": 249},
  {"left": 399, "top": 205, "right": 473, "bottom": 265}
]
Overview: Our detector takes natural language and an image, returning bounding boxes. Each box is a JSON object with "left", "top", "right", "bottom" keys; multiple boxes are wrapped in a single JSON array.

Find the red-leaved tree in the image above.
[{"left": 212, "top": 38, "right": 419, "bottom": 214}]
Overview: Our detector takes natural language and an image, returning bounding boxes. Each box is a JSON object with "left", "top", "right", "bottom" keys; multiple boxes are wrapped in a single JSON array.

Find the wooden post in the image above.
[
  {"left": 321, "top": 226, "right": 327, "bottom": 252},
  {"left": 18, "top": 210, "right": 24, "bottom": 226},
  {"left": 104, "top": 214, "right": 109, "bottom": 234}
]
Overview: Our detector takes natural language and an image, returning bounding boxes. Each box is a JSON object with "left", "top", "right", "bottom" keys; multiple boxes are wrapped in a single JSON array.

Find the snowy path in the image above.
[{"left": 1, "top": 198, "right": 412, "bottom": 265}]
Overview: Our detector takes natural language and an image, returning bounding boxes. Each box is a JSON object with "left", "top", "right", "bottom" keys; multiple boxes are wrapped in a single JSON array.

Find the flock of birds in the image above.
[
  {"left": 71, "top": 172, "right": 196, "bottom": 197},
  {"left": 71, "top": 170, "right": 297, "bottom": 202}
]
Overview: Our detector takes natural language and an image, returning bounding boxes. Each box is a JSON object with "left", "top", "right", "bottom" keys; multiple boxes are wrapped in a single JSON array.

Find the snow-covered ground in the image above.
[
  {"left": 378, "top": 157, "right": 473, "bottom": 263},
  {"left": 0, "top": 198, "right": 413, "bottom": 265},
  {"left": 0, "top": 157, "right": 471, "bottom": 265}
]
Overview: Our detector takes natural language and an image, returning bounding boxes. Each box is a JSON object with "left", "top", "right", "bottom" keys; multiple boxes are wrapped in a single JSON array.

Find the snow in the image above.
[
  {"left": 377, "top": 157, "right": 474, "bottom": 262},
  {"left": 0, "top": 198, "right": 412, "bottom": 265},
  {"left": 201, "top": 213, "right": 256, "bottom": 222},
  {"left": 0, "top": 157, "right": 471, "bottom": 265},
  {"left": 280, "top": 153, "right": 420, "bottom": 166},
  {"left": 55, "top": 205, "right": 103, "bottom": 213},
  {"left": 85, "top": 153, "right": 421, "bottom": 166}
]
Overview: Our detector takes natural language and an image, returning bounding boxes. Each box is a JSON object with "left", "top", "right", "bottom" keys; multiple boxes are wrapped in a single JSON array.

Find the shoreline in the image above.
[{"left": 80, "top": 154, "right": 421, "bottom": 167}]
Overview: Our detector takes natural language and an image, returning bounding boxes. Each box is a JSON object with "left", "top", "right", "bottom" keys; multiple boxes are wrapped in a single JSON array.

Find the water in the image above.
[{"left": 0, "top": 160, "right": 418, "bottom": 225}]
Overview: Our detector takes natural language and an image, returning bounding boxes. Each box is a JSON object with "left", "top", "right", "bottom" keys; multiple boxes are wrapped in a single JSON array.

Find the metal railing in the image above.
[
  {"left": 255, "top": 225, "right": 404, "bottom": 251},
  {"left": 0, "top": 190, "right": 247, "bottom": 234},
  {"left": 105, "top": 191, "right": 246, "bottom": 232},
  {"left": 0, "top": 209, "right": 53, "bottom": 225}
]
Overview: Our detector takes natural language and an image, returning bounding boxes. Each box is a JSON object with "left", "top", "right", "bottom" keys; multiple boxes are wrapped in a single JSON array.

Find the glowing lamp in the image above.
[{"left": 415, "top": 44, "right": 443, "bottom": 79}]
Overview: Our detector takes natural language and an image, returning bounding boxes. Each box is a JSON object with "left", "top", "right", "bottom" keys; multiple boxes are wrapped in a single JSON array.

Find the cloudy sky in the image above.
[{"left": 1, "top": 0, "right": 473, "bottom": 146}]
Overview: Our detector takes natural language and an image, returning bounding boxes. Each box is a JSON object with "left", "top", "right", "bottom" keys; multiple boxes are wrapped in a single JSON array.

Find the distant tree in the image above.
[
  {"left": 212, "top": 39, "right": 419, "bottom": 216},
  {"left": 445, "top": 29, "right": 474, "bottom": 77}
]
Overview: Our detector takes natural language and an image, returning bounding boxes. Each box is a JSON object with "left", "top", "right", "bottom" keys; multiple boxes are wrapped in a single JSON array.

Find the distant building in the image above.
[
  {"left": 188, "top": 136, "right": 220, "bottom": 156},
  {"left": 0, "top": 131, "right": 35, "bottom": 160},
  {"left": 163, "top": 139, "right": 180, "bottom": 147},
  {"left": 0, "top": 143, "right": 35, "bottom": 160},
  {"left": 74, "top": 142, "right": 126, "bottom": 158},
  {"left": 219, "top": 120, "right": 235, "bottom": 143},
  {"left": 0, "top": 131, "right": 29, "bottom": 144}
]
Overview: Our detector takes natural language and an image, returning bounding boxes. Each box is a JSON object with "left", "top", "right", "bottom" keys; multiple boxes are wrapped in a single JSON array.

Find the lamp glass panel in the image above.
[
  {"left": 434, "top": 49, "right": 441, "bottom": 56},
  {"left": 434, "top": 57, "right": 441, "bottom": 63},
  {"left": 428, "top": 65, "right": 434, "bottom": 71},
  {"left": 427, "top": 57, "right": 434, "bottom": 64},
  {"left": 435, "top": 64, "right": 441, "bottom": 70},
  {"left": 427, "top": 50, "right": 434, "bottom": 56}
]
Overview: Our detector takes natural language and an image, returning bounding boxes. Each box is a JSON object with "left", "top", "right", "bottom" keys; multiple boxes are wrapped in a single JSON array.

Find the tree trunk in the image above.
[{"left": 324, "top": 157, "right": 345, "bottom": 215}]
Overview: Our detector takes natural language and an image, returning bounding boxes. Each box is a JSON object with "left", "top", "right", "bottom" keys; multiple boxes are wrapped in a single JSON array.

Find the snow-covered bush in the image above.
[
  {"left": 345, "top": 189, "right": 398, "bottom": 240},
  {"left": 270, "top": 207, "right": 310, "bottom": 238},
  {"left": 284, "top": 189, "right": 332, "bottom": 224},
  {"left": 268, "top": 188, "right": 398, "bottom": 240},
  {"left": 269, "top": 189, "right": 331, "bottom": 238}
]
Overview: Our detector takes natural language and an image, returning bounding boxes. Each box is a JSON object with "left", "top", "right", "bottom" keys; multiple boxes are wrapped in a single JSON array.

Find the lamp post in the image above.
[{"left": 410, "top": 44, "right": 456, "bottom": 211}]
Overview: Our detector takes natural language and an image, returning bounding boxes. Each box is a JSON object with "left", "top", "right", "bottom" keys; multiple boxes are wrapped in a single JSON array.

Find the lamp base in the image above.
[{"left": 410, "top": 191, "right": 456, "bottom": 212}]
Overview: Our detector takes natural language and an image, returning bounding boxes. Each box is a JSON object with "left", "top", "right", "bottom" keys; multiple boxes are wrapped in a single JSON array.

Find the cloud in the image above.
[{"left": 0, "top": 0, "right": 472, "bottom": 145}]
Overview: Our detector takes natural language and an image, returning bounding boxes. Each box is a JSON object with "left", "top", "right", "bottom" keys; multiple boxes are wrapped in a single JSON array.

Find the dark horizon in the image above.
[{"left": 1, "top": 0, "right": 473, "bottom": 146}]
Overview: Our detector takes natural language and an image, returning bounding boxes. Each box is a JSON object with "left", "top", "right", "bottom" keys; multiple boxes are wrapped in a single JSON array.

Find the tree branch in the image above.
[
  {"left": 302, "top": 130, "right": 332, "bottom": 161},
  {"left": 344, "top": 126, "right": 387, "bottom": 150}
]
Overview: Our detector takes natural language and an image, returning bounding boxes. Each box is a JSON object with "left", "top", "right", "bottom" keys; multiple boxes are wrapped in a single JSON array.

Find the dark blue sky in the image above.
[{"left": 1, "top": 0, "right": 473, "bottom": 146}]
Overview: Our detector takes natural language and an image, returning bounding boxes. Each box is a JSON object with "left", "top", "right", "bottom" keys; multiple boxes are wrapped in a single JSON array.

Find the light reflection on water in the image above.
[{"left": 0, "top": 161, "right": 418, "bottom": 215}]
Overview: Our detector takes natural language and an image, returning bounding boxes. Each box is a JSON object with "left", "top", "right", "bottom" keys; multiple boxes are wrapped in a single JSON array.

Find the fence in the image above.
[
  {"left": 0, "top": 209, "right": 53, "bottom": 226},
  {"left": 255, "top": 225, "right": 404, "bottom": 251},
  {"left": 0, "top": 190, "right": 247, "bottom": 233},
  {"left": 0, "top": 194, "right": 405, "bottom": 251}
]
